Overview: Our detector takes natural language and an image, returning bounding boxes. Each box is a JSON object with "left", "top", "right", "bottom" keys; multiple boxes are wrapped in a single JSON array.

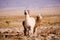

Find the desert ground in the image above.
[{"left": 0, "top": 15, "right": 60, "bottom": 40}]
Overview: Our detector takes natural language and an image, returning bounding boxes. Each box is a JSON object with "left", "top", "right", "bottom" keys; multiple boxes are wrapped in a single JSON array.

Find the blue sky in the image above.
[{"left": 0, "top": 0, "right": 60, "bottom": 9}]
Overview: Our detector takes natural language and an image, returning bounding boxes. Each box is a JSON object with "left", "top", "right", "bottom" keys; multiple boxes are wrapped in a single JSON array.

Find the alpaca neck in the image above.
[{"left": 25, "top": 14, "right": 30, "bottom": 20}]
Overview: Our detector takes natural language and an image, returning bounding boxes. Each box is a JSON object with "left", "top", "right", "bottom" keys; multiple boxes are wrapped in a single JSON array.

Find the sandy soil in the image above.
[{"left": 0, "top": 16, "right": 60, "bottom": 40}]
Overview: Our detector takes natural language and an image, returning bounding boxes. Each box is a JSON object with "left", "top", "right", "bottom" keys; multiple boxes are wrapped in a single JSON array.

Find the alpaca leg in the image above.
[
  {"left": 30, "top": 27, "right": 34, "bottom": 36},
  {"left": 26, "top": 28, "right": 30, "bottom": 36},
  {"left": 25, "top": 27, "right": 30, "bottom": 36},
  {"left": 24, "top": 28, "right": 27, "bottom": 36},
  {"left": 28, "top": 29, "right": 29, "bottom": 36},
  {"left": 33, "top": 26, "right": 37, "bottom": 34}
]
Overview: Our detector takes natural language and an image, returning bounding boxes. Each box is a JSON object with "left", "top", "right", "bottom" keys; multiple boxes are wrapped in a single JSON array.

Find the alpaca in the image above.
[
  {"left": 22, "top": 10, "right": 35, "bottom": 36},
  {"left": 33, "top": 14, "right": 42, "bottom": 33}
]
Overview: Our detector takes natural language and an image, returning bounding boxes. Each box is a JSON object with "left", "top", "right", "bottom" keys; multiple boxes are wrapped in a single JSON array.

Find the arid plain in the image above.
[{"left": 0, "top": 8, "right": 60, "bottom": 40}]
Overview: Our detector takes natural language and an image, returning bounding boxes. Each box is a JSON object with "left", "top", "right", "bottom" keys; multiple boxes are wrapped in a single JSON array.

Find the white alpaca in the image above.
[{"left": 22, "top": 10, "right": 35, "bottom": 36}]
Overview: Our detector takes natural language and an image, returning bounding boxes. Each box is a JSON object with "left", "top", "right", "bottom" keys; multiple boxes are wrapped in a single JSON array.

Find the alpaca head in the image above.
[
  {"left": 37, "top": 14, "right": 42, "bottom": 20},
  {"left": 24, "top": 10, "right": 29, "bottom": 15}
]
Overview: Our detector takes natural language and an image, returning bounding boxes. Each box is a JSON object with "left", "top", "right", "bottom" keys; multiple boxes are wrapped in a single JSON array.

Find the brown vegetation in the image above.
[{"left": 0, "top": 16, "right": 60, "bottom": 40}]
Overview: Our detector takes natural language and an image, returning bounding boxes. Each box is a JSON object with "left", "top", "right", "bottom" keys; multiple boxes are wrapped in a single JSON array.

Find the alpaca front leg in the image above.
[
  {"left": 26, "top": 28, "right": 30, "bottom": 36},
  {"left": 27, "top": 29, "right": 29, "bottom": 36},
  {"left": 24, "top": 29, "right": 27, "bottom": 36},
  {"left": 29, "top": 28, "right": 34, "bottom": 36}
]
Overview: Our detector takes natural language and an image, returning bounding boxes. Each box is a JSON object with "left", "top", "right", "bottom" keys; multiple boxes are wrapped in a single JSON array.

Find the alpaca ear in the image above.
[{"left": 38, "top": 14, "right": 42, "bottom": 19}]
